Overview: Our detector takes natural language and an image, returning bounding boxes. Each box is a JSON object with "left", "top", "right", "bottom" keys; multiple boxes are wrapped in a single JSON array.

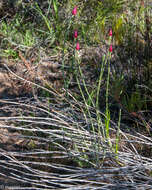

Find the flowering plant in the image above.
[
  {"left": 76, "top": 42, "right": 80, "bottom": 50},
  {"left": 72, "top": 6, "right": 77, "bottom": 16}
]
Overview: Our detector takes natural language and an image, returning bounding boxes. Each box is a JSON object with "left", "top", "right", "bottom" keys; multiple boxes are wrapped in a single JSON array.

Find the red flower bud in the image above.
[
  {"left": 76, "top": 42, "right": 80, "bottom": 50},
  {"left": 109, "top": 45, "right": 113, "bottom": 52},
  {"left": 72, "top": 6, "right": 77, "bottom": 16},
  {"left": 109, "top": 29, "right": 112, "bottom": 36},
  {"left": 74, "top": 30, "right": 78, "bottom": 38}
]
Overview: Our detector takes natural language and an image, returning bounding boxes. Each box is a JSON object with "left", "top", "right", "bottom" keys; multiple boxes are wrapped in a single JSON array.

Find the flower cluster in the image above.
[
  {"left": 72, "top": 6, "right": 113, "bottom": 53},
  {"left": 72, "top": 6, "right": 77, "bottom": 16},
  {"left": 109, "top": 29, "right": 112, "bottom": 37},
  {"left": 74, "top": 30, "right": 78, "bottom": 38},
  {"left": 72, "top": 6, "right": 80, "bottom": 51},
  {"left": 109, "top": 44, "right": 113, "bottom": 52},
  {"left": 109, "top": 28, "right": 113, "bottom": 53}
]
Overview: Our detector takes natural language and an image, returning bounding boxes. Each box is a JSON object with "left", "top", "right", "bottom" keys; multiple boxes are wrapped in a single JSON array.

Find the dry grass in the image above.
[{"left": 0, "top": 88, "right": 152, "bottom": 189}]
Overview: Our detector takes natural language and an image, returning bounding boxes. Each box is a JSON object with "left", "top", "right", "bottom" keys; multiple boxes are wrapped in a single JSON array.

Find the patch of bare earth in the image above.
[{"left": 0, "top": 53, "right": 64, "bottom": 98}]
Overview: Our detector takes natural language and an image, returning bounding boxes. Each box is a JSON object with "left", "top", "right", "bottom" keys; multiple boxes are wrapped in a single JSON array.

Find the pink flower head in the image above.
[
  {"left": 74, "top": 30, "right": 78, "bottom": 38},
  {"left": 72, "top": 6, "right": 77, "bottom": 16},
  {"left": 76, "top": 42, "right": 80, "bottom": 50},
  {"left": 109, "top": 45, "right": 113, "bottom": 52},
  {"left": 109, "top": 29, "right": 112, "bottom": 36}
]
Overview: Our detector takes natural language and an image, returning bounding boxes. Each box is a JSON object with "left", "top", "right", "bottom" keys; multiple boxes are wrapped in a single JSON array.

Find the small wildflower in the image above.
[
  {"left": 109, "top": 29, "right": 112, "bottom": 36},
  {"left": 109, "top": 45, "right": 113, "bottom": 52},
  {"left": 72, "top": 6, "right": 77, "bottom": 16},
  {"left": 76, "top": 42, "right": 80, "bottom": 50},
  {"left": 74, "top": 30, "right": 78, "bottom": 38}
]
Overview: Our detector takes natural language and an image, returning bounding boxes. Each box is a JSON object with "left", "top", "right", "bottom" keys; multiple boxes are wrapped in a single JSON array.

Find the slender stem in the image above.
[
  {"left": 105, "top": 53, "right": 112, "bottom": 147},
  {"left": 115, "top": 109, "right": 121, "bottom": 159},
  {"left": 106, "top": 54, "right": 111, "bottom": 113}
]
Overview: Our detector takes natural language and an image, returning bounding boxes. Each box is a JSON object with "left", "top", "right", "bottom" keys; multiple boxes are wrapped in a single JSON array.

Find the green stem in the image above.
[{"left": 105, "top": 53, "right": 112, "bottom": 147}]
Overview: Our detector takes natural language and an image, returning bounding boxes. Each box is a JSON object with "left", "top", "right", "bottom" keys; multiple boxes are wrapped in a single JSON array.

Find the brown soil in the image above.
[{"left": 0, "top": 54, "right": 64, "bottom": 98}]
